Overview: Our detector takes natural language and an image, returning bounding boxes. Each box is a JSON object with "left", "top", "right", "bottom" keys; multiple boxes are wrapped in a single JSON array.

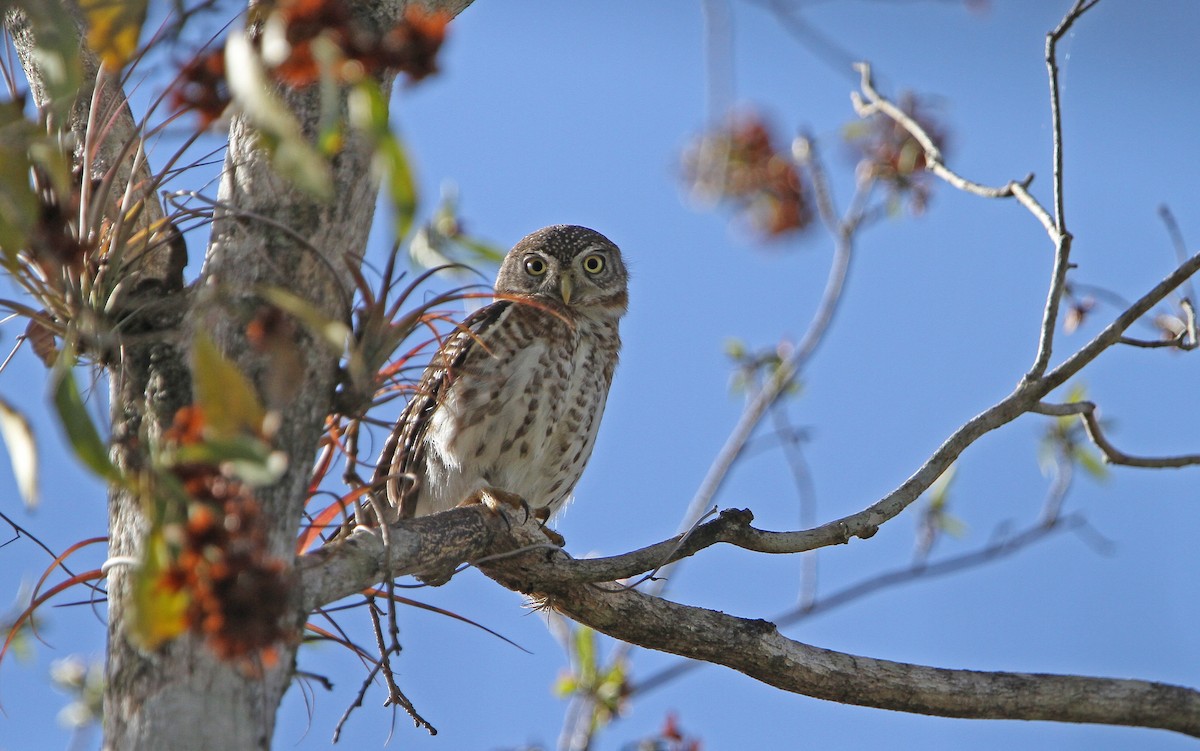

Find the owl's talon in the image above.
[
  {"left": 531, "top": 507, "right": 565, "bottom": 547},
  {"left": 539, "top": 526, "right": 566, "bottom": 548},
  {"left": 460, "top": 487, "right": 529, "bottom": 517}
]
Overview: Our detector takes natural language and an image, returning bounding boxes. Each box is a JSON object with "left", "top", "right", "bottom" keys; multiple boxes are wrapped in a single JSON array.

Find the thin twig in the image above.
[
  {"left": 1033, "top": 400, "right": 1200, "bottom": 468},
  {"left": 369, "top": 601, "right": 436, "bottom": 735},
  {"left": 1025, "top": 0, "right": 1101, "bottom": 381},
  {"left": 1117, "top": 334, "right": 1194, "bottom": 350},
  {"left": 331, "top": 656, "right": 384, "bottom": 743},
  {"left": 630, "top": 510, "right": 1088, "bottom": 698},
  {"left": 767, "top": 402, "right": 819, "bottom": 607},
  {"left": 851, "top": 63, "right": 1036, "bottom": 204}
]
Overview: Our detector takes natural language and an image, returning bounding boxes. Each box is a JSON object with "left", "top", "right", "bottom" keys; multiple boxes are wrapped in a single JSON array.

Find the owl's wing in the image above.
[{"left": 373, "top": 300, "right": 515, "bottom": 519}]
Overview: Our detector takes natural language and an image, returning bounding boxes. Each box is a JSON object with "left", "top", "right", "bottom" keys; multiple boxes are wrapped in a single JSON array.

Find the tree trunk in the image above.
[{"left": 9, "top": 1, "right": 473, "bottom": 748}]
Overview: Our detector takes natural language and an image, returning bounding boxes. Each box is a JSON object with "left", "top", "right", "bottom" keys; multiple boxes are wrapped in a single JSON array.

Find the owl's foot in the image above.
[
  {"left": 460, "top": 488, "right": 565, "bottom": 547},
  {"left": 461, "top": 487, "right": 529, "bottom": 516},
  {"left": 533, "top": 506, "right": 565, "bottom": 547}
]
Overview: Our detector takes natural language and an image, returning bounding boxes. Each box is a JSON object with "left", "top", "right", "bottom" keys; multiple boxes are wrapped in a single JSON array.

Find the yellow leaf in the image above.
[
  {"left": 128, "top": 529, "right": 189, "bottom": 650},
  {"left": 191, "top": 331, "right": 266, "bottom": 439},
  {"left": 0, "top": 395, "right": 38, "bottom": 509},
  {"left": 79, "top": 0, "right": 149, "bottom": 70}
]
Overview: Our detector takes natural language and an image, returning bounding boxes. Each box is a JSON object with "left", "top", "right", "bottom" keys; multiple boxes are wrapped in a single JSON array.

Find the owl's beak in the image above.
[{"left": 559, "top": 273, "right": 573, "bottom": 305}]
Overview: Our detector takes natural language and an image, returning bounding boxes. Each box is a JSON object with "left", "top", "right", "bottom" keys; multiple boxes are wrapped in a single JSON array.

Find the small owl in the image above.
[{"left": 373, "top": 225, "right": 628, "bottom": 530}]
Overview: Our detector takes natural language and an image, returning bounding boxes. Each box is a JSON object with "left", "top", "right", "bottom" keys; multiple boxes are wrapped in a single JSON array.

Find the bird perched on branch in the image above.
[{"left": 371, "top": 224, "right": 628, "bottom": 540}]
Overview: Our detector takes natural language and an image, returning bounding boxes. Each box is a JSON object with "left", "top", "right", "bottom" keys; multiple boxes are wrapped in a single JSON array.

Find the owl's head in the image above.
[{"left": 496, "top": 225, "right": 628, "bottom": 316}]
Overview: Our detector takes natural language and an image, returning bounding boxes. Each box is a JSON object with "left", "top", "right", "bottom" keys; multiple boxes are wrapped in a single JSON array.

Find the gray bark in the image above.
[{"left": 8, "top": 1, "right": 473, "bottom": 749}]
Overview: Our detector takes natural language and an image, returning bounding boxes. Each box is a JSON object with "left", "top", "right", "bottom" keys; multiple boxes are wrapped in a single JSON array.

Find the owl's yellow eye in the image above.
[
  {"left": 582, "top": 254, "right": 605, "bottom": 274},
  {"left": 524, "top": 257, "right": 548, "bottom": 276}
]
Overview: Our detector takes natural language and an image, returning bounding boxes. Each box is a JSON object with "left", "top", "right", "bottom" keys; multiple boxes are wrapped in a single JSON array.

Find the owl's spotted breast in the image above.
[
  {"left": 374, "top": 224, "right": 628, "bottom": 528},
  {"left": 416, "top": 300, "right": 620, "bottom": 517}
]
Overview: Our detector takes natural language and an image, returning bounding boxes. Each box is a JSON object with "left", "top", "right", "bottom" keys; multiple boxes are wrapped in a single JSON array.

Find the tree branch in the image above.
[
  {"left": 1033, "top": 401, "right": 1200, "bottom": 469},
  {"left": 1025, "top": 0, "right": 1100, "bottom": 382},
  {"left": 631, "top": 508, "right": 1092, "bottom": 697},
  {"left": 301, "top": 508, "right": 1200, "bottom": 737}
]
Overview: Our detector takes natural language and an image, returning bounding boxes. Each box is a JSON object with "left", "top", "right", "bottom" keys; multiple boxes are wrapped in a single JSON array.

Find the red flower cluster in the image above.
[
  {"left": 682, "top": 112, "right": 812, "bottom": 239},
  {"left": 161, "top": 406, "right": 292, "bottom": 667},
  {"left": 173, "top": 49, "right": 229, "bottom": 127},
  {"left": 172, "top": 2, "right": 450, "bottom": 125},
  {"left": 271, "top": 0, "right": 449, "bottom": 86}
]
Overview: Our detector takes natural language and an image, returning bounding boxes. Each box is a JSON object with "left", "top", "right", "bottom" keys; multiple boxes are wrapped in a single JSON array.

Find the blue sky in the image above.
[{"left": 2, "top": 1, "right": 1199, "bottom": 749}]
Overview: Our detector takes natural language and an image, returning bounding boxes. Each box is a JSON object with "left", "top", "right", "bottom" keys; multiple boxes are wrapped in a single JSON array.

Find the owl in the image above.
[{"left": 372, "top": 225, "right": 628, "bottom": 534}]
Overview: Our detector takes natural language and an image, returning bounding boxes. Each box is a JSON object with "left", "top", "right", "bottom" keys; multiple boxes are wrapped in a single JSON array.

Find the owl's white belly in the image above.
[{"left": 415, "top": 319, "right": 613, "bottom": 517}]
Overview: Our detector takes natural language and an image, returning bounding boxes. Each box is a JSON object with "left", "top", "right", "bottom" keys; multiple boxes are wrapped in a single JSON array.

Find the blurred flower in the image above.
[
  {"left": 172, "top": 2, "right": 450, "bottom": 123},
  {"left": 172, "top": 48, "right": 229, "bottom": 126},
  {"left": 51, "top": 655, "right": 104, "bottom": 730},
  {"left": 682, "top": 111, "right": 813, "bottom": 240},
  {"left": 846, "top": 92, "right": 947, "bottom": 215}
]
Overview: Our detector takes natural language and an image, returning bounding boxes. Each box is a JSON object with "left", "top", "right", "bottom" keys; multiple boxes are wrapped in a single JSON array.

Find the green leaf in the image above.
[
  {"left": 408, "top": 185, "right": 503, "bottom": 272},
  {"left": 936, "top": 514, "right": 969, "bottom": 539},
  {"left": 927, "top": 463, "right": 956, "bottom": 511},
  {"left": 408, "top": 223, "right": 456, "bottom": 271},
  {"left": 51, "top": 365, "right": 120, "bottom": 482},
  {"left": 380, "top": 135, "right": 418, "bottom": 241},
  {"left": 1058, "top": 382, "right": 1090, "bottom": 430},
  {"left": 552, "top": 673, "right": 578, "bottom": 699},
  {"left": 573, "top": 626, "right": 597, "bottom": 686},
  {"left": 1074, "top": 446, "right": 1110, "bottom": 481},
  {"left": 723, "top": 337, "right": 747, "bottom": 362},
  {"left": 0, "top": 102, "right": 38, "bottom": 260},
  {"left": 174, "top": 437, "right": 287, "bottom": 487},
  {"left": 0, "top": 395, "right": 39, "bottom": 509},
  {"left": 453, "top": 235, "right": 506, "bottom": 265},
  {"left": 191, "top": 331, "right": 266, "bottom": 439},
  {"left": 349, "top": 80, "right": 418, "bottom": 239}
]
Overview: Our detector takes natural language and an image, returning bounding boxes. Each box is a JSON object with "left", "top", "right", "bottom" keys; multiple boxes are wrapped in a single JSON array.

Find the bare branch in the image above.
[
  {"left": 850, "top": 4, "right": 1106, "bottom": 385},
  {"left": 475, "top": 515, "right": 1200, "bottom": 738},
  {"left": 511, "top": 245, "right": 1200, "bottom": 584},
  {"left": 632, "top": 511, "right": 1089, "bottom": 697},
  {"left": 1024, "top": 0, "right": 1102, "bottom": 382},
  {"left": 754, "top": 247, "right": 1200, "bottom": 553},
  {"left": 1009, "top": 181, "right": 1058, "bottom": 240},
  {"left": 298, "top": 507, "right": 499, "bottom": 612},
  {"left": 1117, "top": 334, "right": 1195, "bottom": 350},
  {"left": 1038, "top": 250, "right": 1200, "bottom": 393},
  {"left": 661, "top": 149, "right": 856, "bottom": 577}
]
